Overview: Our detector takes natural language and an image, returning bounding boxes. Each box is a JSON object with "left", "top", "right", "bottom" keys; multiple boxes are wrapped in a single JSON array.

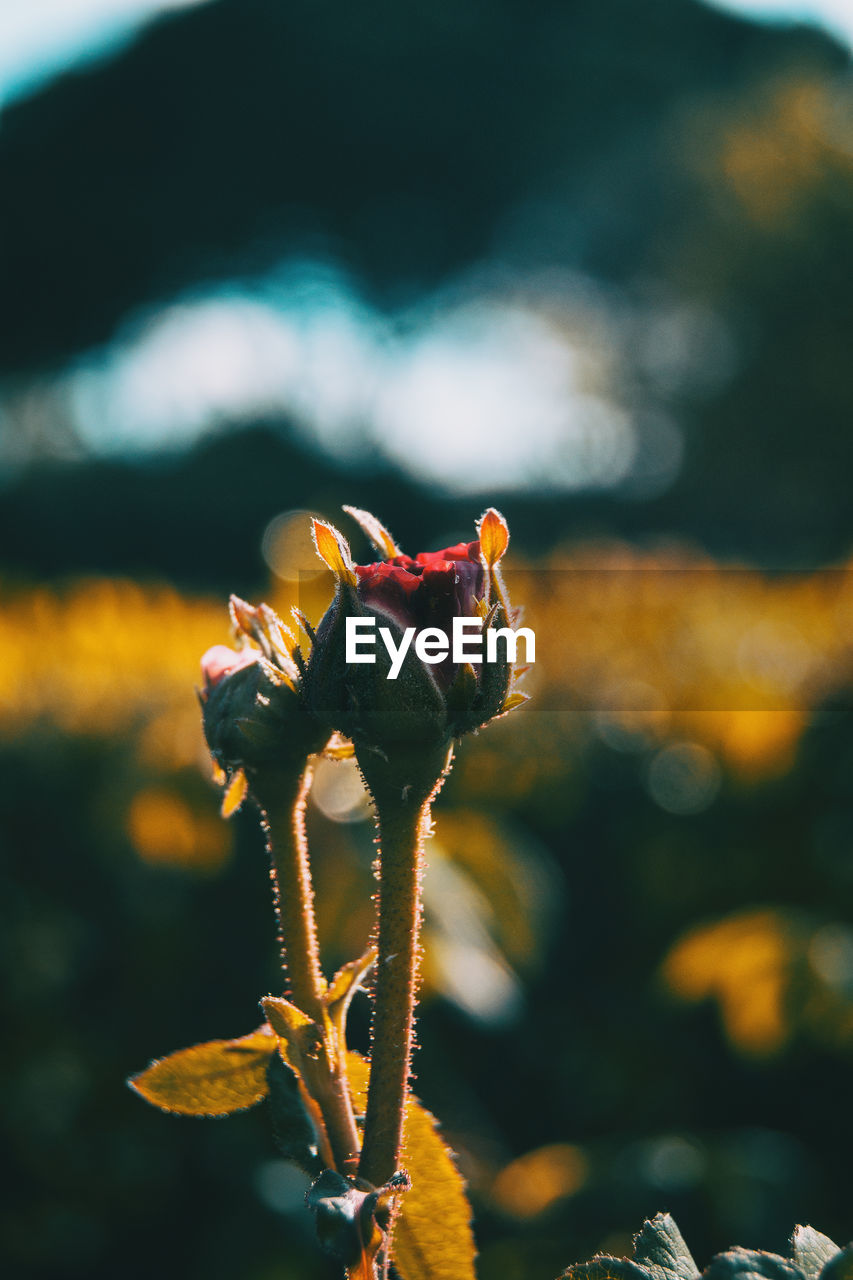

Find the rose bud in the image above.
[
  {"left": 304, "top": 1169, "right": 386, "bottom": 1268},
  {"left": 302, "top": 507, "right": 528, "bottom": 762},
  {"left": 199, "top": 600, "right": 329, "bottom": 779}
]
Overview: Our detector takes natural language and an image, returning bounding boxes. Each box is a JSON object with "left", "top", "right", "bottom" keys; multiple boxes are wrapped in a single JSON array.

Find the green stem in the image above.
[
  {"left": 359, "top": 801, "right": 425, "bottom": 1187},
  {"left": 357, "top": 741, "right": 453, "bottom": 1189},
  {"left": 255, "top": 764, "right": 326, "bottom": 1020},
  {"left": 254, "top": 763, "right": 361, "bottom": 1177}
]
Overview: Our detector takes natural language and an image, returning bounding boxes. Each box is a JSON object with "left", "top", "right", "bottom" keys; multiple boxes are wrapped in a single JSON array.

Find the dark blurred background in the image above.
[{"left": 3, "top": 0, "right": 853, "bottom": 1277}]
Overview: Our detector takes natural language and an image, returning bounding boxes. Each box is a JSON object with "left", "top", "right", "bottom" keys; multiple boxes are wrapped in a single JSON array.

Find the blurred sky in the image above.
[
  {"left": 713, "top": 0, "right": 853, "bottom": 46},
  {"left": 0, "top": 0, "right": 850, "bottom": 501},
  {"left": 0, "top": 0, "right": 851, "bottom": 119},
  {"left": 0, "top": 0, "right": 208, "bottom": 113}
]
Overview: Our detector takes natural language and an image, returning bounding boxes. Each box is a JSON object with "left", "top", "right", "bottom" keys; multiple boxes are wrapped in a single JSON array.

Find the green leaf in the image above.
[
  {"left": 346, "top": 1053, "right": 477, "bottom": 1280},
  {"left": 790, "top": 1228, "right": 840, "bottom": 1280},
  {"left": 562, "top": 1260, "right": 651, "bottom": 1280},
  {"left": 704, "top": 1248, "right": 803, "bottom": 1280},
  {"left": 561, "top": 1216, "right": 698, "bottom": 1280},
  {"left": 634, "top": 1214, "right": 700, "bottom": 1280},
  {"left": 266, "top": 1051, "right": 323, "bottom": 1175},
  {"left": 820, "top": 1247, "right": 853, "bottom": 1280},
  {"left": 129, "top": 1026, "right": 275, "bottom": 1116},
  {"left": 560, "top": 1221, "right": 846, "bottom": 1280}
]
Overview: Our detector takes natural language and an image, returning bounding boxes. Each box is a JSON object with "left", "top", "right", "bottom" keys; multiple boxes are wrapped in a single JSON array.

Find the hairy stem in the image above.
[
  {"left": 256, "top": 764, "right": 326, "bottom": 1020},
  {"left": 358, "top": 800, "right": 426, "bottom": 1187},
  {"left": 357, "top": 740, "right": 453, "bottom": 1190},
  {"left": 254, "top": 763, "right": 361, "bottom": 1176}
]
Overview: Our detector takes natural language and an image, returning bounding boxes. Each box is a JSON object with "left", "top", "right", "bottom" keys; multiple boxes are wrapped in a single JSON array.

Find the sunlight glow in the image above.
[{"left": 60, "top": 264, "right": 644, "bottom": 495}]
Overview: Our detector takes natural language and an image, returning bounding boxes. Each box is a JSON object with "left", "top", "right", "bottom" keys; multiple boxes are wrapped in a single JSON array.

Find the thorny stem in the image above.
[
  {"left": 254, "top": 763, "right": 361, "bottom": 1177},
  {"left": 357, "top": 742, "right": 453, "bottom": 1190}
]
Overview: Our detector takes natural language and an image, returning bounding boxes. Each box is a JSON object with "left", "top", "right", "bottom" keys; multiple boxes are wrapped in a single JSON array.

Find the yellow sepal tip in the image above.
[
  {"left": 477, "top": 507, "right": 509, "bottom": 568},
  {"left": 311, "top": 519, "right": 357, "bottom": 587},
  {"left": 342, "top": 505, "right": 402, "bottom": 559},
  {"left": 499, "top": 691, "right": 530, "bottom": 716},
  {"left": 221, "top": 768, "right": 248, "bottom": 818}
]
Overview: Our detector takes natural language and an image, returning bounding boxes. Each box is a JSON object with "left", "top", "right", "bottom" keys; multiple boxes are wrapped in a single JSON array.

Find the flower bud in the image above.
[
  {"left": 199, "top": 607, "right": 329, "bottom": 779},
  {"left": 302, "top": 508, "right": 527, "bottom": 760},
  {"left": 304, "top": 1169, "right": 385, "bottom": 1267}
]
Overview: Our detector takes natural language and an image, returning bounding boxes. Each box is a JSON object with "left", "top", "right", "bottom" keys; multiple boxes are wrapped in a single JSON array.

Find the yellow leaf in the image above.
[
  {"left": 262, "top": 996, "right": 325, "bottom": 1074},
  {"left": 220, "top": 768, "right": 248, "bottom": 818},
  {"left": 347, "top": 1256, "right": 377, "bottom": 1280},
  {"left": 346, "top": 1054, "right": 477, "bottom": 1280},
  {"left": 342, "top": 505, "right": 402, "bottom": 559},
  {"left": 327, "top": 946, "right": 378, "bottom": 1007},
  {"left": 262, "top": 995, "right": 316, "bottom": 1039},
  {"left": 129, "top": 1026, "right": 275, "bottom": 1116},
  {"left": 326, "top": 946, "right": 378, "bottom": 1041}
]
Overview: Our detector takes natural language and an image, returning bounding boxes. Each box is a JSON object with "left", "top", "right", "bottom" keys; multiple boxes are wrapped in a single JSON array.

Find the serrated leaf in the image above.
[
  {"left": 562, "top": 1263, "right": 641, "bottom": 1280},
  {"left": 266, "top": 1051, "right": 322, "bottom": 1175},
  {"left": 129, "top": 1026, "right": 275, "bottom": 1116},
  {"left": 634, "top": 1214, "right": 700, "bottom": 1280},
  {"left": 562, "top": 1259, "right": 652, "bottom": 1280},
  {"left": 346, "top": 1053, "right": 476, "bottom": 1280},
  {"left": 561, "top": 1219, "right": 698, "bottom": 1280},
  {"left": 790, "top": 1228, "right": 840, "bottom": 1280},
  {"left": 704, "top": 1248, "right": 803, "bottom": 1280},
  {"left": 392, "top": 1100, "right": 476, "bottom": 1280},
  {"left": 820, "top": 1247, "right": 853, "bottom": 1280}
]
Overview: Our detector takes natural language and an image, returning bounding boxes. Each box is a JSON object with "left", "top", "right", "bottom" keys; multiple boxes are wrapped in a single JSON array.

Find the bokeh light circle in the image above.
[
  {"left": 646, "top": 741, "right": 721, "bottom": 815},
  {"left": 261, "top": 508, "right": 327, "bottom": 582}
]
